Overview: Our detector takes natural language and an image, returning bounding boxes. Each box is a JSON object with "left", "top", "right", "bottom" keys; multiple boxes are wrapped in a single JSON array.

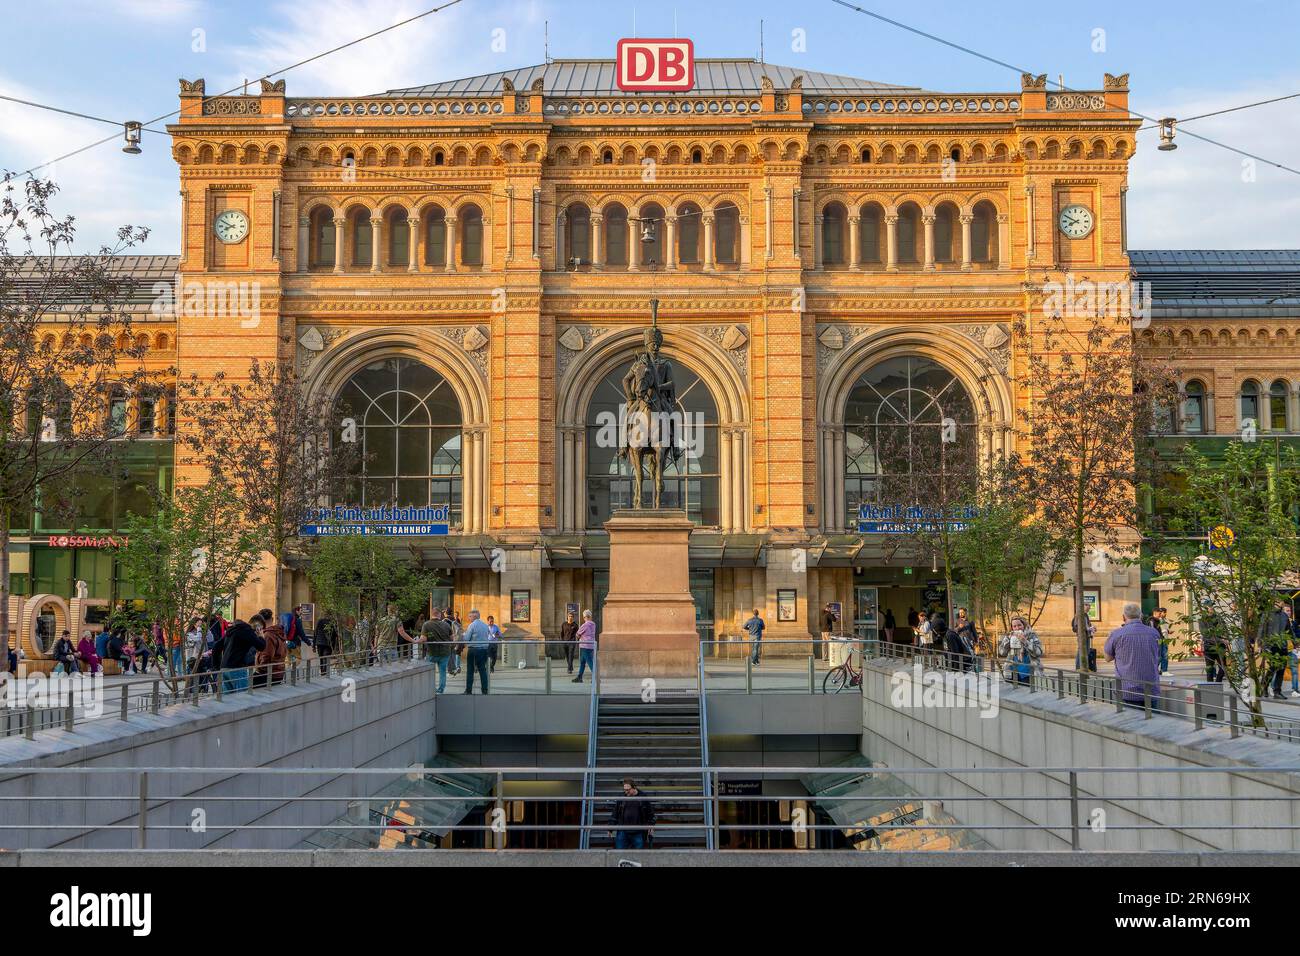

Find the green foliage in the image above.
[
  {"left": 116, "top": 477, "right": 263, "bottom": 676},
  {"left": 306, "top": 531, "right": 435, "bottom": 632},
  {"left": 1153, "top": 441, "right": 1300, "bottom": 722}
]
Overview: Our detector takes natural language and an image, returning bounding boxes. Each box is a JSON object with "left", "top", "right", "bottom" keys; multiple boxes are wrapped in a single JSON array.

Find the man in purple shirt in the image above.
[{"left": 1103, "top": 602, "right": 1162, "bottom": 709}]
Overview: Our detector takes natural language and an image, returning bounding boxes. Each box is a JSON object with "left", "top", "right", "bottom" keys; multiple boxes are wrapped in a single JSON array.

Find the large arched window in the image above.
[
  {"left": 638, "top": 203, "right": 665, "bottom": 267},
  {"left": 385, "top": 208, "right": 409, "bottom": 267},
  {"left": 859, "top": 203, "right": 884, "bottom": 265},
  {"left": 971, "top": 200, "right": 998, "bottom": 263},
  {"left": 1270, "top": 380, "right": 1289, "bottom": 431},
  {"left": 1181, "top": 380, "right": 1206, "bottom": 434},
  {"left": 677, "top": 202, "right": 703, "bottom": 265},
  {"left": 310, "top": 208, "right": 335, "bottom": 268},
  {"left": 822, "top": 202, "right": 847, "bottom": 267},
  {"left": 460, "top": 204, "right": 484, "bottom": 267},
  {"left": 603, "top": 203, "right": 629, "bottom": 267},
  {"left": 565, "top": 202, "right": 591, "bottom": 266},
  {"left": 933, "top": 202, "right": 958, "bottom": 264},
  {"left": 896, "top": 203, "right": 921, "bottom": 264},
  {"left": 842, "top": 356, "right": 976, "bottom": 526},
  {"left": 424, "top": 205, "right": 447, "bottom": 267},
  {"left": 336, "top": 358, "right": 463, "bottom": 527},
  {"left": 1240, "top": 380, "right": 1260, "bottom": 428},
  {"left": 349, "top": 208, "right": 373, "bottom": 268},
  {"left": 714, "top": 202, "right": 739, "bottom": 265},
  {"left": 585, "top": 359, "right": 719, "bottom": 527}
]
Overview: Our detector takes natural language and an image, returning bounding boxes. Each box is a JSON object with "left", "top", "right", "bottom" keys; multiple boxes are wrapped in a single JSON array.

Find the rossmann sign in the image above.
[{"left": 616, "top": 38, "right": 695, "bottom": 92}]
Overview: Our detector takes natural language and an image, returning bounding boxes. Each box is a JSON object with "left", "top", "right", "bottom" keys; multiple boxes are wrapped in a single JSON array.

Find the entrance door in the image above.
[
  {"left": 854, "top": 586, "right": 879, "bottom": 640},
  {"left": 690, "top": 568, "right": 715, "bottom": 651}
]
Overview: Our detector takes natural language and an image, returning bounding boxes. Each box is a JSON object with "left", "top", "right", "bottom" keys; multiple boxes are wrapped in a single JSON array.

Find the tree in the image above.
[
  {"left": 116, "top": 478, "right": 262, "bottom": 681},
  {"left": 305, "top": 532, "right": 435, "bottom": 652},
  {"left": 0, "top": 174, "right": 152, "bottom": 652},
  {"left": 955, "top": 456, "right": 1069, "bottom": 646},
  {"left": 183, "top": 358, "right": 354, "bottom": 618},
  {"left": 1014, "top": 310, "right": 1177, "bottom": 667},
  {"left": 1152, "top": 441, "right": 1300, "bottom": 726}
]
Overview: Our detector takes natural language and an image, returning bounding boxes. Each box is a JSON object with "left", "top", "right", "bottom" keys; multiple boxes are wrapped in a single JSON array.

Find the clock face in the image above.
[
  {"left": 213, "top": 209, "right": 250, "bottom": 244},
  {"left": 1058, "top": 204, "right": 1095, "bottom": 239}
]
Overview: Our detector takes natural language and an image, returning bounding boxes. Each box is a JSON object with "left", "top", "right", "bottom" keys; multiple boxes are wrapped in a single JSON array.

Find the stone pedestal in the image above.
[{"left": 599, "top": 509, "right": 698, "bottom": 676}]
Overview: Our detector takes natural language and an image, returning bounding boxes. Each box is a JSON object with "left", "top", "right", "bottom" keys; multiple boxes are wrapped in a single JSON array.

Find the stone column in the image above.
[
  {"left": 740, "top": 215, "right": 751, "bottom": 267},
  {"left": 560, "top": 427, "right": 575, "bottom": 530},
  {"left": 922, "top": 213, "right": 936, "bottom": 271},
  {"left": 591, "top": 213, "right": 604, "bottom": 269},
  {"left": 664, "top": 216, "right": 677, "bottom": 270},
  {"left": 997, "top": 214, "right": 1010, "bottom": 268},
  {"left": 848, "top": 215, "right": 861, "bottom": 270},
  {"left": 556, "top": 212, "right": 567, "bottom": 269},
  {"left": 370, "top": 217, "right": 383, "bottom": 273},
  {"left": 332, "top": 217, "right": 345, "bottom": 274},
  {"left": 703, "top": 213, "right": 716, "bottom": 271},
  {"left": 960, "top": 213, "right": 974, "bottom": 270},
  {"left": 628, "top": 217, "right": 640, "bottom": 271},
  {"left": 297, "top": 215, "right": 309, "bottom": 272},
  {"left": 408, "top": 216, "right": 421, "bottom": 272},
  {"left": 731, "top": 427, "right": 744, "bottom": 532},
  {"left": 833, "top": 427, "right": 846, "bottom": 532},
  {"left": 885, "top": 215, "right": 898, "bottom": 272},
  {"left": 445, "top": 215, "right": 457, "bottom": 272}
]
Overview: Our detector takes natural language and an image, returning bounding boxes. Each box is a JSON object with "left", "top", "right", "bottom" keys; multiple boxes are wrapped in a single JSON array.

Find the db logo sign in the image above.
[{"left": 616, "top": 38, "right": 695, "bottom": 92}]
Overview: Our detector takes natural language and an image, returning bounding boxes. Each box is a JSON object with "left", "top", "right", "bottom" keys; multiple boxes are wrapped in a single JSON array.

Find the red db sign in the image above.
[{"left": 616, "top": 38, "right": 695, "bottom": 92}]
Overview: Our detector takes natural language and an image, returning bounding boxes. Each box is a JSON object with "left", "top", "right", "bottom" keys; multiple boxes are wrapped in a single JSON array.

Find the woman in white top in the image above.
[{"left": 917, "top": 611, "right": 933, "bottom": 648}]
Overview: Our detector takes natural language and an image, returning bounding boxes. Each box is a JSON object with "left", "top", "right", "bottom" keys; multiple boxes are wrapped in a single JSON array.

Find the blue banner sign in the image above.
[
  {"left": 857, "top": 503, "right": 975, "bottom": 534},
  {"left": 300, "top": 505, "right": 450, "bottom": 537}
]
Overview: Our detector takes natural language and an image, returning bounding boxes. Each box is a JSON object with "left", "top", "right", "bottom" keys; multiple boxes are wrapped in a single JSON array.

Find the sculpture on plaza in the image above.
[{"left": 620, "top": 299, "right": 682, "bottom": 509}]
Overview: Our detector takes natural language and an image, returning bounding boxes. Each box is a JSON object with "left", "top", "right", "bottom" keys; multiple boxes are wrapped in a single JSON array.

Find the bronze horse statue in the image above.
[{"left": 620, "top": 356, "right": 677, "bottom": 509}]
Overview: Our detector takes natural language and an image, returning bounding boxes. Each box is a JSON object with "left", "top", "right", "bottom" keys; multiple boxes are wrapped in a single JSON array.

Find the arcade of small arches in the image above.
[
  {"left": 816, "top": 198, "right": 1006, "bottom": 271},
  {"left": 556, "top": 199, "right": 747, "bottom": 272},
  {"left": 1175, "top": 377, "right": 1300, "bottom": 435},
  {"left": 299, "top": 199, "right": 487, "bottom": 274},
  {"left": 306, "top": 326, "right": 1013, "bottom": 537}
]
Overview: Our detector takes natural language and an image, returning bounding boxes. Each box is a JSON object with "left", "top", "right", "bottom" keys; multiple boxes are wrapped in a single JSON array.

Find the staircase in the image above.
[{"left": 587, "top": 694, "right": 707, "bottom": 848}]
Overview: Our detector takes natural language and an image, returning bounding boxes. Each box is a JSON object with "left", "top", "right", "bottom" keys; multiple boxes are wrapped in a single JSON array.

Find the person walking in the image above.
[
  {"left": 559, "top": 610, "right": 579, "bottom": 673},
  {"left": 916, "top": 611, "right": 932, "bottom": 651},
  {"left": 1148, "top": 607, "right": 1170, "bottom": 675},
  {"left": 256, "top": 609, "right": 288, "bottom": 686},
  {"left": 609, "top": 778, "right": 656, "bottom": 850},
  {"left": 486, "top": 615, "right": 502, "bottom": 672},
  {"left": 421, "top": 608, "right": 453, "bottom": 694},
  {"left": 1200, "top": 603, "right": 1228, "bottom": 683},
  {"left": 883, "top": 608, "right": 896, "bottom": 644},
  {"left": 1283, "top": 605, "right": 1300, "bottom": 697},
  {"left": 820, "top": 603, "right": 838, "bottom": 662},
  {"left": 573, "top": 610, "right": 597, "bottom": 683},
  {"left": 448, "top": 611, "right": 463, "bottom": 675},
  {"left": 1072, "top": 614, "right": 1098, "bottom": 672},
  {"left": 313, "top": 612, "right": 338, "bottom": 676},
  {"left": 1265, "top": 600, "right": 1292, "bottom": 700},
  {"left": 744, "top": 609, "right": 765, "bottom": 666},
  {"left": 1103, "top": 602, "right": 1162, "bottom": 710},
  {"left": 462, "top": 609, "right": 492, "bottom": 695},
  {"left": 373, "top": 604, "right": 401, "bottom": 664}
]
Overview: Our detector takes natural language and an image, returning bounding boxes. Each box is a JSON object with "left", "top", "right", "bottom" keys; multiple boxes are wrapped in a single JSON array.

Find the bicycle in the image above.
[{"left": 823, "top": 644, "right": 862, "bottom": 693}]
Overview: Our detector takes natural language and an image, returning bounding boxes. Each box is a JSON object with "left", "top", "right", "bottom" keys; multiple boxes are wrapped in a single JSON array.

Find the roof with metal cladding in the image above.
[
  {"left": 380, "top": 59, "right": 922, "bottom": 98},
  {"left": 1130, "top": 249, "right": 1300, "bottom": 316}
]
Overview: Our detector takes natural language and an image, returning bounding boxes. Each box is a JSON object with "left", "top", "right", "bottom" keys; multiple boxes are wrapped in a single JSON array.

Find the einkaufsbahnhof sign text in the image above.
[{"left": 300, "top": 505, "right": 451, "bottom": 536}]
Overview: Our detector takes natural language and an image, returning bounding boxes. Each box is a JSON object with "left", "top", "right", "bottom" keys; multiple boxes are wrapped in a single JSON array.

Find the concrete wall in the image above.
[
  {"left": 0, "top": 661, "right": 435, "bottom": 850},
  {"left": 861, "top": 659, "right": 1300, "bottom": 852}
]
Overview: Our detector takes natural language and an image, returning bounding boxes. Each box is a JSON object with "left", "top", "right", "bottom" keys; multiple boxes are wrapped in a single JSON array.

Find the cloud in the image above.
[
  {"left": 1127, "top": 79, "right": 1300, "bottom": 249},
  {"left": 225, "top": 0, "right": 490, "bottom": 97}
]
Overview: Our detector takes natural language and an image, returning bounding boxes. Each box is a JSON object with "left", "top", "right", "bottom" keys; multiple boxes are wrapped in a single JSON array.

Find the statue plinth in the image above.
[{"left": 599, "top": 508, "right": 698, "bottom": 677}]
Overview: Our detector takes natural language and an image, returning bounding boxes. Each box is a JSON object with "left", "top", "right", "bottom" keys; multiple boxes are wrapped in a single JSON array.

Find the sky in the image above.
[{"left": 1, "top": 0, "right": 1297, "bottom": 253}]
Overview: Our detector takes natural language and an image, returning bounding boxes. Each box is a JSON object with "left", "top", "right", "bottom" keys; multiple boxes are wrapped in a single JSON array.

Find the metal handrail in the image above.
[
  {"left": 697, "top": 650, "right": 714, "bottom": 849},
  {"left": 579, "top": 648, "right": 599, "bottom": 850}
]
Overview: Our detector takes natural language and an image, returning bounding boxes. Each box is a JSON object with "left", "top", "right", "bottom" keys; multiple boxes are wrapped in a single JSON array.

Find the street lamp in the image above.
[
  {"left": 1157, "top": 118, "right": 1178, "bottom": 151},
  {"left": 122, "top": 121, "right": 142, "bottom": 155}
]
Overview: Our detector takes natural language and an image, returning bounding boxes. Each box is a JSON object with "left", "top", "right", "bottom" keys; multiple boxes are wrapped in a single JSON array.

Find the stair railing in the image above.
[
  {"left": 579, "top": 651, "right": 600, "bottom": 849},
  {"left": 698, "top": 649, "right": 716, "bottom": 850}
]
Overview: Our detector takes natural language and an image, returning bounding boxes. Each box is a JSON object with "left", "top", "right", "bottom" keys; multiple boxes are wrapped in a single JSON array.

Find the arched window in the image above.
[
  {"left": 335, "top": 358, "right": 463, "bottom": 527},
  {"left": 859, "top": 203, "right": 884, "bottom": 265},
  {"left": 842, "top": 356, "right": 976, "bottom": 526},
  {"left": 460, "top": 204, "right": 484, "bottom": 267},
  {"left": 424, "top": 206, "right": 447, "bottom": 267},
  {"left": 1240, "top": 380, "right": 1260, "bottom": 428},
  {"left": 971, "top": 200, "right": 998, "bottom": 263},
  {"left": 565, "top": 203, "right": 591, "bottom": 266},
  {"left": 386, "top": 208, "right": 409, "bottom": 267},
  {"left": 638, "top": 203, "right": 665, "bottom": 267},
  {"left": 1181, "top": 381, "right": 1206, "bottom": 434},
  {"left": 108, "top": 385, "right": 128, "bottom": 437},
  {"left": 604, "top": 203, "right": 629, "bottom": 267},
  {"left": 896, "top": 203, "right": 921, "bottom": 264},
  {"left": 164, "top": 385, "right": 177, "bottom": 436},
  {"left": 933, "top": 203, "right": 958, "bottom": 264},
  {"left": 349, "top": 209, "right": 373, "bottom": 268},
  {"left": 677, "top": 203, "right": 702, "bottom": 265},
  {"left": 310, "top": 208, "right": 335, "bottom": 267},
  {"left": 714, "top": 202, "right": 739, "bottom": 265},
  {"left": 585, "top": 359, "right": 719, "bottom": 527},
  {"left": 860, "top": 147, "right": 872, "bottom": 163},
  {"left": 821, "top": 202, "right": 846, "bottom": 267},
  {"left": 1270, "top": 380, "right": 1289, "bottom": 431},
  {"left": 138, "top": 390, "right": 158, "bottom": 437}
]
